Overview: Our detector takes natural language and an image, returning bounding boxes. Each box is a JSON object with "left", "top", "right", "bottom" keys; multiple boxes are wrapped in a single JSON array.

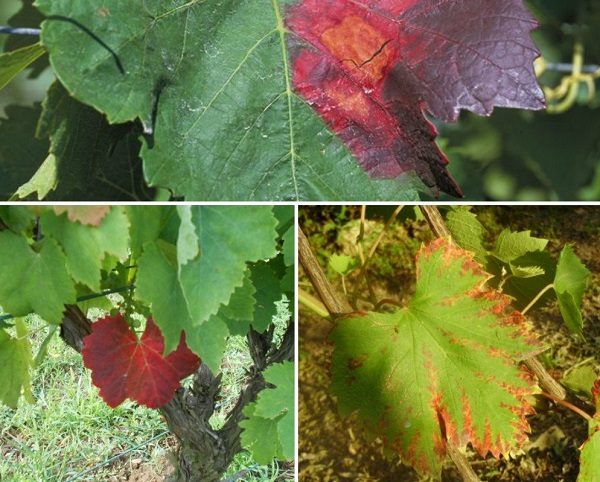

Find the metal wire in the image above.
[{"left": 0, "top": 26, "right": 41, "bottom": 36}]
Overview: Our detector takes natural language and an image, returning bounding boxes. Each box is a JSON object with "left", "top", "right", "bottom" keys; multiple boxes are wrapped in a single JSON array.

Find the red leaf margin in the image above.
[{"left": 82, "top": 314, "right": 200, "bottom": 409}]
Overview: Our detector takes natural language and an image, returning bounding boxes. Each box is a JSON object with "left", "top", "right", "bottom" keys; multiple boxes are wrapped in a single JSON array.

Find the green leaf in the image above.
[
  {"left": 176, "top": 206, "right": 200, "bottom": 267},
  {"left": 555, "top": 245, "right": 590, "bottom": 306},
  {"left": 578, "top": 424, "right": 600, "bottom": 482},
  {"left": 241, "top": 361, "right": 294, "bottom": 463},
  {"left": 331, "top": 238, "right": 540, "bottom": 477},
  {"left": 0, "top": 206, "right": 35, "bottom": 233},
  {"left": 509, "top": 264, "right": 545, "bottom": 278},
  {"left": 240, "top": 404, "right": 283, "bottom": 465},
  {"left": 179, "top": 206, "right": 278, "bottom": 324},
  {"left": 135, "top": 240, "right": 192, "bottom": 354},
  {"left": 0, "top": 321, "right": 34, "bottom": 408},
  {"left": 281, "top": 223, "right": 294, "bottom": 267},
  {"left": 0, "top": 232, "right": 76, "bottom": 322},
  {"left": 36, "top": 0, "right": 419, "bottom": 201},
  {"left": 492, "top": 229, "right": 548, "bottom": 263},
  {"left": 0, "top": 103, "right": 50, "bottom": 200},
  {"left": 554, "top": 246, "right": 590, "bottom": 337},
  {"left": 255, "top": 362, "right": 294, "bottom": 419},
  {"left": 329, "top": 254, "right": 359, "bottom": 276},
  {"left": 0, "top": 43, "right": 45, "bottom": 91},
  {"left": 562, "top": 363, "right": 598, "bottom": 398},
  {"left": 444, "top": 206, "right": 487, "bottom": 262},
  {"left": 40, "top": 207, "right": 130, "bottom": 291},
  {"left": 185, "top": 315, "right": 229, "bottom": 373},
  {"left": 219, "top": 272, "right": 256, "bottom": 322},
  {"left": 15, "top": 154, "right": 57, "bottom": 200},
  {"left": 34, "top": 82, "right": 151, "bottom": 201},
  {"left": 236, "top": 261, "right": 283, "bottom": 334},
  {"left": 127, "top": 206, "right": 176, "bottom": 260}
]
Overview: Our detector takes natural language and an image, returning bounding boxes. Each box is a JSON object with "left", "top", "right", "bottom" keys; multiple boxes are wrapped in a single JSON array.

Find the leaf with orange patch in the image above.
[
  {"left": 82, "top": 314, "right": 200, "bottom": 408},
  {"left": 36, "top": 0, "right": 543, "bottom": 200},
  {"left": 331, "top": 238, "right": 541, "bottom": 477}
]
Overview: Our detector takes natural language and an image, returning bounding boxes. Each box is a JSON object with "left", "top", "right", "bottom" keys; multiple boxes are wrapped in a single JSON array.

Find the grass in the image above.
[{"left": 0, "top": 299, "right": 293, "bottom": 482}]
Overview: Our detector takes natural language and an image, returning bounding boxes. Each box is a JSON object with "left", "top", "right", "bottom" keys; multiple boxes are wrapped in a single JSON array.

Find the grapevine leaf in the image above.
[
  {"left": 281, "top": 223, "right": 294, "bottom": 267},
  {"left": 444, "top": 207, "right": 487, "bottom": 262},
  {"left": 241, "top": 361, "right": 294, "bottom": 463},
  {"left": 178, "top": 206, "right": 278, "bottom": 324},
  {"left": 135, "top": 240, "right": 192, "bottom": 355},
  {"left": 0, "top": 103, "right": 49, "bottom": 200},
  {"left": 240, "top": 404, "right": 284, "bottom": 465},
  {"left": 331, "top": 238, "right": 540, "bottom": 477},
  {"left": 0, "top": 43, "right": 45, "bottom": 91},
  {"left": 34, "top": 1, "right": 414, "bottom": 200},
  {"left": 82, "top": 314, "right": 200, "bottom": 408},
  {"left": 561, "top": 363, "right": 598, "bottom": 399},
  {"left": 33, "top": 82, "right": 151, "bottom": 201},
  {"left": 329, "top": 254, "right": 359, "bottom": 276},
  {"left": 254, "top": 362, "right": 294, "bottom": 420},
  {"left": 509, "top": 264, "right": 545, "bottom": 278},
  {"left": 34, "top": 0, "right": 544, "bottom": 199},
  {"left": 53, "top": 206, "right": 111, "bottom": 226},
  {"left": 185, "top": 315, "right": 229, "bottom": 373},
  {"left": 219, "top": 272, "right": 256, "bottom": 322},
  {"left": 0, "top": 321, "right": 34, "bottom": 408},
  {"left": 176, "top": 206, "right": 200, "bottom": 267},
  {"left": 579, "top": 421, "right": 600, "bottom": 482},
  {"left": 40, "top": 207, "right": 130, "bottom": 292},
  {"left": 287, "top": 0, "right": 543, "bottom": 196},
  {"left": 225, "top": 261, "right": 283, "bottom": 335},
  {"left": 492, "top": 229, "right": 548, "bottom": 263},
  {"left": 0, "top": 232, "right": 76, "bottom": 322},
  {"left": 127, "top": 206, "right": 176, "bottom": 259},
  {"left": 0, "top": 206, "right": 35, "bottom": 233},
  {"left": 15, "top": 154, "right": 57, "bottom": 200},
  {"left": 554, "top": 245, "right": 590, "bottom": 337}
]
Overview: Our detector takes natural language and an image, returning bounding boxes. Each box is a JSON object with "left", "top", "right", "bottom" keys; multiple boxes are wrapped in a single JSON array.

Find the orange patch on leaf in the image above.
[{"left": 321, "top": 15, "right": 392, "bottom": 83}]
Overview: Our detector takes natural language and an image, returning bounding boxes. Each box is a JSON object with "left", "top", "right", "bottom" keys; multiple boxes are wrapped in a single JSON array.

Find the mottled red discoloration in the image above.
[
  {"left": 286, "top": 0, "right": 462, "bottom": 197},
  {"left": 286, "top": 0, "right": 544, "bottom": 197}
]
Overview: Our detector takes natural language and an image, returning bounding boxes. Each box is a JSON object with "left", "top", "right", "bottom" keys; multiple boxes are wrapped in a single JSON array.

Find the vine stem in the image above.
[
  {"left": 351, "top": 205, "right": 404, "bottom": 308},
  {"left": 541, "top": 392, "right": 592, "bottom": 421},
  {"left": 299, "top": 223, "right": 480, "bottom": 482},
  {"left": 0, "top": 26, "right": 41, "bottom": 36},
  {"left": 420, "top": 206, "right": 567, "bottom": 401},
  {"left": 521, "top": 283, "right": 554, "bottom": 316}
]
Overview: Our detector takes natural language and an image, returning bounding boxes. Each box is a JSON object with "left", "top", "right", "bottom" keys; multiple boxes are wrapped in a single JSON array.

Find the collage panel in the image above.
[
  {"left": 1, "top": 1, "right": 599, "bottom": 202},
  {"left": 299, "top": 205, "right": 599, "bottom": 481},
  {"left": 0, "top": 205, "right": 295, "bottom": 481},
  {"left": 2, "top": 0, "right": 600, "bottom": 481}
]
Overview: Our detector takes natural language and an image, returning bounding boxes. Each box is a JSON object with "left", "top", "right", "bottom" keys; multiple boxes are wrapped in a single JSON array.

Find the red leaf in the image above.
[
  {"left": 82, "top": 314, "right": 200, "bottom": 408},
  {"left": 53, "top": 206, "right": 111, "bottom": 226},
  {"left": 286, "top": 0, "right": 544, "bottom": 197}
]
